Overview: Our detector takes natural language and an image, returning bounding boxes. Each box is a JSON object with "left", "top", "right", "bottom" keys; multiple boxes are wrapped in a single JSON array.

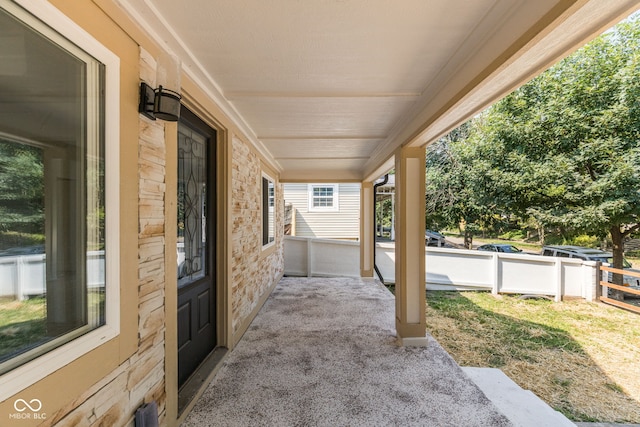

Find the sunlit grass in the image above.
[
  {"left": 426, "top": 291, "right": 640, "bottom": 423},
  {"left": 0, "top": 297, "right": 46, "bottom": 361}
]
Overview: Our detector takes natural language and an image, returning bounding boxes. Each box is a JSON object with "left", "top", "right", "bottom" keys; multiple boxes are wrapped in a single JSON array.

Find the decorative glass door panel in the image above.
[{"left": 177, "top": 125, "right": 207, "bottom": 287}]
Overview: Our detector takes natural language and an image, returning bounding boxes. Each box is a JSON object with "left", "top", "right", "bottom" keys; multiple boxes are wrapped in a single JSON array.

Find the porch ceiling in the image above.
[{"left": 118, "top": 0, "right": 639, "bottom": 182}]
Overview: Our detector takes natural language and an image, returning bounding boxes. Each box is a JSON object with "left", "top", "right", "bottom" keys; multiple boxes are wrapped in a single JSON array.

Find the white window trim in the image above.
[
  {"left": 261, "top": 172, "right": 276, "bottom": 249},
  {"left": 308, "top": 184, "right": 339, "bottom": 212},
  {"left": 0, "top": 0, "right": 120, "bottom": 401}
]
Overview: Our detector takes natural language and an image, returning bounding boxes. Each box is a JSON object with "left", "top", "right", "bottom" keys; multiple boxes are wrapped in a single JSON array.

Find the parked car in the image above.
[
  {"left": 425, "top": 230, "right": 446, "bottom": 247},
  {"left": 0, "top": 244, "right": 45, "bottom": 257},
  {"left": 477, "top": 243, "right": 522, "bottom": 253},
  {"left": 541, "top": 245, "right": 626, "bottom": 264},
  {"left": 541, "top": 245, "right": 640, "bottom": 287}
]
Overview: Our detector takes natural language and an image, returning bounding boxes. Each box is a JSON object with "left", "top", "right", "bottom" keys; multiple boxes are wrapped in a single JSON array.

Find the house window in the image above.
[
  {"left": 308, "top": 184, "right": 339, "bottom": 212},
  {"left": 0, "top": 0, "right": 119, "bottom": 388},
  {"left": 262, "top": 174, "right": 275, "bottom": 246}
]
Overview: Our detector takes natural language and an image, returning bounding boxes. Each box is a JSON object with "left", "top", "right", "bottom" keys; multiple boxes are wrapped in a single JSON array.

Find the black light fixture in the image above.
[
  {"left": 139, "top": 52, "right": 181, "bottom": 122},
  {"left": 139, "top": 83, "right": 181, "bottom": 122}
]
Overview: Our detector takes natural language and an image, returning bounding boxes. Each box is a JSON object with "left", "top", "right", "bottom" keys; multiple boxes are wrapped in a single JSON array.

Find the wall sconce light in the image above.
[{"left": 139, "top": 52, "right": 182, "bottom": 122}]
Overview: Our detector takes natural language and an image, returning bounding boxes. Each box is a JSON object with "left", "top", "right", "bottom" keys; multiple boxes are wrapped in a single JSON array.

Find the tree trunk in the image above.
[
  {"left": 609, "top": 225, "right": 625, "bottom": 300},
  {"left": 463, "top": 229, "right": 473, "bottom": 250},
  {"left": 538, "top": 225, "right": 545, "bottom": 246}
]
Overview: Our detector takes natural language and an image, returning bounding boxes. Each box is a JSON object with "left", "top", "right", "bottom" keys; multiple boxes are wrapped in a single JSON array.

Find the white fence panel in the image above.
[
  {"left": 0, "top": 251, "right": 105, "bottom": 300},
  {"left": 87, "top": 251, "right": 106, "bottom": 290},
  {"left": 20, "top": 254, "right": 47, "bottom": 297},
  {"left": 562, "top": 260, "right": 588, "bottom": 297},
  {"left": 426, "top": 248, "right": 494, "bottom": 289},
  {"left": 313, "top": 240, "right": 360, "bottom": 278},
  {"left": 284, "top": 237, "right": 598, "bottom": 301},
  {"left": 284, "top": 236, "right": 359, "bottom": 278},
  {"left": 498, "top": 255, "right": 559, "bottom": 295},
  {"left": 283, "top": 237, "right": 309, "bottom": 276},
  {"left": 0, "top": 254, "right": 46, "bottom": 299},
  {"left": 0, "top": 256, "right": 19, "bottom": 298},
  {"left": 380, "top": 246, "right": 595, "bottom": 301}
]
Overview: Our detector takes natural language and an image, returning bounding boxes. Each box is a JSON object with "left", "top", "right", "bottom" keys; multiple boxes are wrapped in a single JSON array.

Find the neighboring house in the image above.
[
  {"left": 0, "top": 1, "right": 632, "bottom": 426},
  {"left": 284, "top": 183, "right": 361, "bottom": 240}
]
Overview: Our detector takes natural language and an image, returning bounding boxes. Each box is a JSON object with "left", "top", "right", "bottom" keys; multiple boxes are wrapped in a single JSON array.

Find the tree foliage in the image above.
[
  {"left": 425, "top": 122, "right": 504, "bottom": 248},
  {"left": 426, "top": 14, "right": 640, "bottom": 266},
  {"left": 0, "top": 138, "right": 44, "bottom": 237}
]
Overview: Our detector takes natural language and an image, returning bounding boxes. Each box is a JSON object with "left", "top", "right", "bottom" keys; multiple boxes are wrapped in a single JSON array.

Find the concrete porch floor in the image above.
[{"left": 182, "top": 277, "right": 572, "bottom": 426}]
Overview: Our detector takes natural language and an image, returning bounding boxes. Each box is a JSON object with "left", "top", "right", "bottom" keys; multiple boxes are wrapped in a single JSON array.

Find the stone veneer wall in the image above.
[
  {"left": 47, "top": 49, "right": 167, "bottom": 427},
  {"left": 231, "top": 136, "right": 284, "bottom": 334},
  {"left": 46, "top": 50, "right": 285, "bottom": 426}
]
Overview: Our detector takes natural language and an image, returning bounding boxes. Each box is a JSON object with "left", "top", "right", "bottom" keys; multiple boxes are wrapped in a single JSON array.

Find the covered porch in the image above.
[
  {"left": 3, "top": 1, "right": 640, "bottom": 425},
  {"left": 181, "top": 277, "right": 572, "bottom": 426},
  {"left": 119, "top": 0, "right": 640, "bottom": 355}
]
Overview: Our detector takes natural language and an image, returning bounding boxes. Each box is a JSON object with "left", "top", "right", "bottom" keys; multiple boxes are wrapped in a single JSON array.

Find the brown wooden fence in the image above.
[{"left": 598, "top": 263, "right": 640, "bottom": 314}]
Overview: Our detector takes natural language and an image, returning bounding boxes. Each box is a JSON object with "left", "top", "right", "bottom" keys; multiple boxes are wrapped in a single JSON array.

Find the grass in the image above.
[
  {"left": 426, "top": 291, "right": 640, "bottom": 423},
  {"left": 0, "top": 297, "right": 47, "bottom": 361}
]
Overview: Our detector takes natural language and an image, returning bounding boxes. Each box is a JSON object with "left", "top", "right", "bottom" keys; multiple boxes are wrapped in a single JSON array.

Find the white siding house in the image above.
[{"left": 284, "top": 183, "right": 361, "bottom": 240}]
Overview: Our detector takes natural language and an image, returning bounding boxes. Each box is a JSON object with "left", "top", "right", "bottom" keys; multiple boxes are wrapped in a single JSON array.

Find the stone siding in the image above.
[
  {"left": 47, "top": 48, "right": 167, "bottom": 427},
  {"left": 43, "top": 49, "right": 285, "bottom": 426},
  {"left": 231, "top": 136, "right": 284, "bottom": 334}
]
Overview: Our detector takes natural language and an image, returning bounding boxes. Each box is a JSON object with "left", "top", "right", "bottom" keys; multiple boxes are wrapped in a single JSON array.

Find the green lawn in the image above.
[
  {"left": 0, "top": 298, "right": 47, "bottom": 361},
  {"left": 426, "top": 291, "right": 640, "bottom": 423}
]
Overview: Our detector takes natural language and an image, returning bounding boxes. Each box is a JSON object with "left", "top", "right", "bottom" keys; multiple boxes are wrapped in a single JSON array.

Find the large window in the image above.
[
  {"left": 308, "top": 184, "right": 339, "bottom": 212},
  {"left": 0, "top": 0, "right": 118, "bottom": 387}
]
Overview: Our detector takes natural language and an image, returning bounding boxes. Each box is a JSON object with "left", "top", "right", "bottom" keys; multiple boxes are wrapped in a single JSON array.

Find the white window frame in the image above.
[
  {"left": 308, "top": 184, "right": 339, "bottom": 212},
  {"left": 0, "top": 0, "right": 120, "bottom": 401}
]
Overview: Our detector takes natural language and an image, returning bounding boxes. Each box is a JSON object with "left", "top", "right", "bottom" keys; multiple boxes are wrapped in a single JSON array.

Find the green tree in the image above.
[
  {"left": 0, "top": 138, "right": 44, "bottom": 240},
  {"left": 425, "top": 122, "right": 499, "bottom": 248},
  {"left": 474, "top": 15, "right": 640, "bottom": 278}
]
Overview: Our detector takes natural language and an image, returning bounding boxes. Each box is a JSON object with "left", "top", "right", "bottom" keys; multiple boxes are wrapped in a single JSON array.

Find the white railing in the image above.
[
  {"left": 0, "top": 251, "right": 105, "bottom": 300},
  {"left": 284, "top": 237, "right": 599, "bottom": 302},
  {"left": 284, "top": 236, "right": 360, "bottom": 278}
]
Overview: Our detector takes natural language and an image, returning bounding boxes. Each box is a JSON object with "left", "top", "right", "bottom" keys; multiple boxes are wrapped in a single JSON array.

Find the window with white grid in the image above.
[{"left": 308, "top": 184, "right": 339, "bottom": 212}]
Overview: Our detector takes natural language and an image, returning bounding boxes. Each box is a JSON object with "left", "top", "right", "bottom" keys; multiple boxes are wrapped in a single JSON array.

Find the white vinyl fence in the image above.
[
  {"left": 284, "top": 236, "right": 360, "bottom": 278},
  {"left": 0, "top": 251, "right": 105, "bottom": 300},
  {"left": 284, "top": 237, "right": 599, "bottom": 302},
  {"left": 377, "top": 244, "right": 598, "bottom": 302}
]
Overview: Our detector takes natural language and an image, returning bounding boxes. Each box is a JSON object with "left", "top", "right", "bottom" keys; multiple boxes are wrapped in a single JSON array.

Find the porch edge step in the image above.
[{"left": 462, "top": 367, "right": 575, "bottom": 427}]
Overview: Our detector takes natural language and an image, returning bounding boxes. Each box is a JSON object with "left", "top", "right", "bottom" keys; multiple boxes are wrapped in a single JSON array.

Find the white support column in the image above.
[
  {"left": 394, "top": 146, "right": 427, "bottom": 346},
  {"left": 492, "top": 253, "right": 499, "bottom": 295},
  {"left": 360, "top": 182, "right": 374, "bottom": 278},
  {"left": 390, "top": 191, "right": 395, "bottom": 241},
  {"left": 307, "top": 238, "right": 313, "bottom": 278},
  {"left": 555, "top": 258, "right": 562, "bottom": 302}
]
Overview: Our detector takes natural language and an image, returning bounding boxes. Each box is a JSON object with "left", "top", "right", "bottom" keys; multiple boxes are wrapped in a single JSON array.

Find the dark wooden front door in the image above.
[{"left": 177, "top": 107, "right": 217, "bottom": 388}]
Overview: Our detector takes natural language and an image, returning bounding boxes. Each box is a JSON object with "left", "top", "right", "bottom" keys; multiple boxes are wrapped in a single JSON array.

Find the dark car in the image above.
[{"left": 477, "top": 243, "right": 522, "bottom": 253}]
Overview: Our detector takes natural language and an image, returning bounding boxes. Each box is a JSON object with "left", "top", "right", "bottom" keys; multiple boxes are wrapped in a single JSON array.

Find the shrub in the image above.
[
  {"left": 542, "top": 234, "right": 599, "bottom": 248},
  {"left": 499, "top": 230, "right": 526, "bottom": 240},
  {"left": 569, "top": 235, "right": 599, "bottom": 248}
]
